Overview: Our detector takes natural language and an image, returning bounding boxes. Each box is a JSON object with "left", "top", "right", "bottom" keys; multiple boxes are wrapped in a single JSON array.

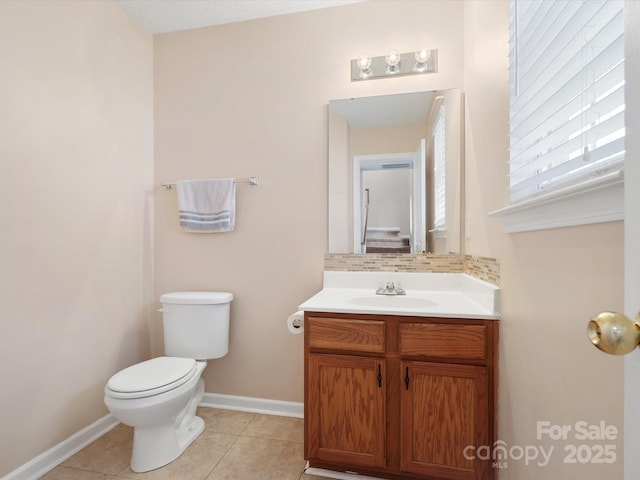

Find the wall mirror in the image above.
[{"left": 328, "top": 89, "right": 464, "bottom": 254}]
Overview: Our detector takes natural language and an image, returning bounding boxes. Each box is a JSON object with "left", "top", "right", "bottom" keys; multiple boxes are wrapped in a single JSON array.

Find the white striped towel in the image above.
[{"left": 176, "top": 179, "right": 236, "bottom": 232}]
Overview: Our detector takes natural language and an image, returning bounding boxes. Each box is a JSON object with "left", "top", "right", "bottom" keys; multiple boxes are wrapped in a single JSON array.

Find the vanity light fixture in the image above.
[{"left": 351, "top": 47, "right": 437, "bottom": 81}]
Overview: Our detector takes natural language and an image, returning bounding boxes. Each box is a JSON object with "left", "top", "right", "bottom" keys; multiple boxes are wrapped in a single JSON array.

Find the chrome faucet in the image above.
[{"left": 376, "top": 281, "right": 406, "bottom": 296}]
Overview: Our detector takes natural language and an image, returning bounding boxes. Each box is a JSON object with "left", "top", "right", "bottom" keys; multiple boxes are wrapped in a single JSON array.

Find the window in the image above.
[
  {"left": 433, "top": 105, "right": 446, "bottom": 232},
  {"left": 492, "top": 0, "right": 625, "bottom": 232}
]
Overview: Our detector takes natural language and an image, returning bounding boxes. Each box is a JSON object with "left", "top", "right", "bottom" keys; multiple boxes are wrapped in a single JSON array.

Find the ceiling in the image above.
[
  {"left": 116, "top": 0, "right": 366, "bottom": 34},
  {"left": 329, "top": 92, "right": 434, "bottom": 129}
]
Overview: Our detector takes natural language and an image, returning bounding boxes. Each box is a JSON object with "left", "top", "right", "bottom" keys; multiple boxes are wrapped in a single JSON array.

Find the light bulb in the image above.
[
  {"left": 385, "top": 50, "right": 401, "bottom": 67},
  {"left": 385, "top": 50, "right": 401, "bottom": 74},
  {"left": 357, "top": 54, "right": 372, "bottom": 70},
  {"left": 415, "top": 46, "right": 431, "bottom": 64},
  {"left": 414, "top": 46, "right": 431, "bottom": 72},
  {"left": 356, "top": 53, "right": 373, "bottom": 79}
]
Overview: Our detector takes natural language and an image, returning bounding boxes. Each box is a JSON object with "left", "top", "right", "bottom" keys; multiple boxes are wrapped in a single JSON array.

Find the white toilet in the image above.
[{"left": 104, "top": 291, "right": 232, "bottom": 473}]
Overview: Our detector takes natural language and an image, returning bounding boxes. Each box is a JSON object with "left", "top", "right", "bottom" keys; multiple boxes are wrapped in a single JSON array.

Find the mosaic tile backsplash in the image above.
[{"left": 324, "top": 253, "right": 500, "bottom": 285}]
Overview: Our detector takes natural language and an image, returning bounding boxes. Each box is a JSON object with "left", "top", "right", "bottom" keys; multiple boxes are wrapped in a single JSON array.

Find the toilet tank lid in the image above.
[{"left": 160, "top": 291, "right": 233, "bottom": 305}]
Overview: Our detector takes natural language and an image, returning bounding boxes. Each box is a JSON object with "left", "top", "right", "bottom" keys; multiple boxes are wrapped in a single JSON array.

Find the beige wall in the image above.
[
  {"left": 157, "top": 1, "right": 624, "bottom": 477},
  {"left": 350, "top": 123, "right": 427, "bottom": 156},
  {"left": 153, "top": 0, "right": 464, "bottom": 402},
  {"left": 464, "top": 1, "right": 623, "bottom": 478},
  {"left": 155, "top": 0, "right": 623, "bottom": 480},
  {"left": 0, "top": 1, "right": 153, "bottom": 476},
  {"left": 363, "top": 169, "right": 412, "bottom": 235},
  {"left": 0, "top": 0, "right": 625, "bottom": 478}
]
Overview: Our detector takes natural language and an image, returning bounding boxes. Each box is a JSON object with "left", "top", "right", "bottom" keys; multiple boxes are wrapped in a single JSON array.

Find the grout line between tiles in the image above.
[
  {"left": 201, "top": 433, "right": 242, "bottom": 480},
  {"left": 233, "top": 412, "right": 257, "bottom": 437}
]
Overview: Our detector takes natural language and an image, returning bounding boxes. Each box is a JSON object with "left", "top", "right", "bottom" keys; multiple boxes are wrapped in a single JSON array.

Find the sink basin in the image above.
[{"left": 347, "top": 296, "right": 436, "bottom": 308}]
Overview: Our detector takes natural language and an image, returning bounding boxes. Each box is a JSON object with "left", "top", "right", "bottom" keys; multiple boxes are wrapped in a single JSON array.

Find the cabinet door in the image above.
[
  {"left": 401, "top": 361, "right": 489, "bottom": 480},
  {"left": 307, "top": 353, "right": 385, "bottom": 468}
]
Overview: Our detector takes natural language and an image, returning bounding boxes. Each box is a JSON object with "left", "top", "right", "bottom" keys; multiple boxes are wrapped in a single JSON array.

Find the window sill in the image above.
[{"left": 488, "top": 171, "right": 624, "bottom": 233}]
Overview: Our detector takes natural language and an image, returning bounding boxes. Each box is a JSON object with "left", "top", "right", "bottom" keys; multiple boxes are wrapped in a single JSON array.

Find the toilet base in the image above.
[
  {"left": 129, "top": 376, "right": 206, "bottom": 472},
  {"left": 130, "top": 415, "right": 205, "bottom": 472}
]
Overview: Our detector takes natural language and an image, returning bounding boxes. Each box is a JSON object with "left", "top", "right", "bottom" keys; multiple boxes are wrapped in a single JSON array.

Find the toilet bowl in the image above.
[
  {"left": 104, "top": 357, "right": 207, "bottom": 472},
  {"left": 104, "top": 292, "right": 232, "bottom": 472}
]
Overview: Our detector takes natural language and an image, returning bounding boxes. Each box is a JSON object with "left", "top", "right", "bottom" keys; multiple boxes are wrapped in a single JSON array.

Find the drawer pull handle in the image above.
[
  {"left": 404, "top": 367, "right": 410, "bottom": 390},
  {"left": 377, "top": 364, "right": 383, "bottom": 388}
]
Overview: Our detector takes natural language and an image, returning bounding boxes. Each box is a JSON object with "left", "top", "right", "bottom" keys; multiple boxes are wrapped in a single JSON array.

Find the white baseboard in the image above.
[
  {"left": 2, "top": 393, "right": 303, "bottom": 480},
  {"left": 1, "top": 414, "right": 119, "bottom": 480},
  {"left": 199, "top": 392, "right": 304, "bottom": 418},
  {"left": 304, "top": 463, "right": 387, "bottom": 480}
]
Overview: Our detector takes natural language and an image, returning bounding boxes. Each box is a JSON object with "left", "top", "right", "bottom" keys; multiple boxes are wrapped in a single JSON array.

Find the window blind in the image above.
[
  {"left": 509, "top": 0, "right": 625, "bottom": 203},
  {"left": 433, "top": 106, "right": 446, "bottom": 229}
]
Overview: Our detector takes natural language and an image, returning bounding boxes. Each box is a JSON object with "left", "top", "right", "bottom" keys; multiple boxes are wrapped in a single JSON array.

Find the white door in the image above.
[{"left": 625, "top": 1, "right": 640, "bottom": 478}]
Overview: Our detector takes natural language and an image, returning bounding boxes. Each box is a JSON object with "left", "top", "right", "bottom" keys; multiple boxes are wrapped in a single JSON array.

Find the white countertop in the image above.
[{"left": 299, "top": 272, "right": 499, "bottom": 320}]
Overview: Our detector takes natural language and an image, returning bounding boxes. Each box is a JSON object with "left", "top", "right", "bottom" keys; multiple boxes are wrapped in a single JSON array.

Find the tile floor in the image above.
[{"left": 38, "top": 408, "right": 327, "bottom": 480}]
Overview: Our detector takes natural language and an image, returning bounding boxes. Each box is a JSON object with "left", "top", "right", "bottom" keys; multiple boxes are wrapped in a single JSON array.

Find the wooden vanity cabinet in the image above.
[{"left": 304, "top": 312, "right": 498, "bottom": 480}]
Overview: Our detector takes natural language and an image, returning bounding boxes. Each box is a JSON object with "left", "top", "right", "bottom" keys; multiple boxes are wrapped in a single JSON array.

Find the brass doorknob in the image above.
[{"left": 588, "top": 312, "right": 640, "bottom": 355}]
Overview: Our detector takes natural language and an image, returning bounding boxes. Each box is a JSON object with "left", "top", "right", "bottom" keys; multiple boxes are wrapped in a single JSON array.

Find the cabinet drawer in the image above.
[
  {"left": 399, "top": 323, "right": 486, "bottom": 360},
  {"left": 308, "top": 317, "right": 385, "bottom": 353}
]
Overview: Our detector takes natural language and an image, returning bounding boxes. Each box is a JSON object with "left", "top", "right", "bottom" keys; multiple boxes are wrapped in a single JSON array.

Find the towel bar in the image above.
[{"left": 160, "top": 177, "right": 258, "bottom": 189}]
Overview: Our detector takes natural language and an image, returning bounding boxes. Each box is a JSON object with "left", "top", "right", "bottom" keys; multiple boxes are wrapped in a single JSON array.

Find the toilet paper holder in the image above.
[
  {"left": 287, "top": 311, "right": 305, "bottom": 334},
  {"left": 588, "top": 311, "right": 640, "bottom": 355}
]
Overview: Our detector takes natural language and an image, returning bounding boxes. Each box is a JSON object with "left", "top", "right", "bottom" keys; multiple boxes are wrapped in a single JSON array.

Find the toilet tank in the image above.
[{"left": 159, "top": 291, "right": 233, "bottom": 360}]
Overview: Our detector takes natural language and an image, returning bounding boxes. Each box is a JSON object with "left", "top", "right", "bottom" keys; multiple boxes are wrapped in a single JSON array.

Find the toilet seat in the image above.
[{"left": 106, "top": 357, "right": 198, "bottom": 399}]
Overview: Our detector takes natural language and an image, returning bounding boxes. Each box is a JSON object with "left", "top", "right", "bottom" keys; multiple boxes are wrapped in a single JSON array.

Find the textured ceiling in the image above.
[{"left": 116, "top": 0, "right": 366, "bottom": 34}]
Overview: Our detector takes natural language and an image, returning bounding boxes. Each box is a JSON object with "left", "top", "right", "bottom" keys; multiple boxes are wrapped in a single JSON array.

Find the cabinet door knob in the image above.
[
  {"left": 377, "top": 364, "right": 382, "bottom": 388},
  {"left": 404, "top": 367, "right": 410, "bottom": 390}
]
